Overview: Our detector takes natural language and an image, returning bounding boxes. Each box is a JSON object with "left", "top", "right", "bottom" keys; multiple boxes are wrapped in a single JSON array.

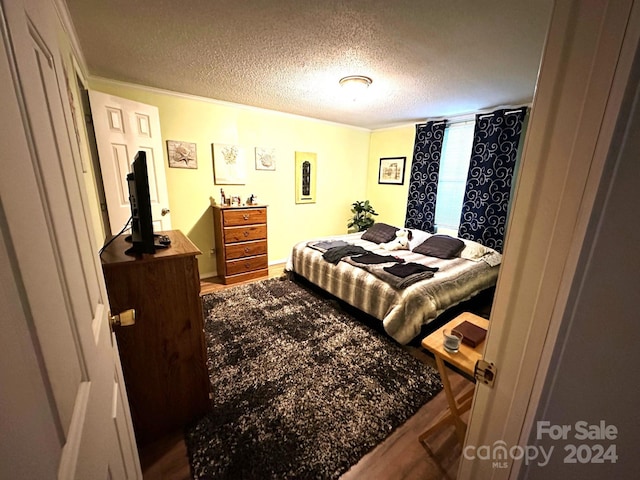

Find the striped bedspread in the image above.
[{"left": 285, "top": 233, "right": 500, "bottom": 344}]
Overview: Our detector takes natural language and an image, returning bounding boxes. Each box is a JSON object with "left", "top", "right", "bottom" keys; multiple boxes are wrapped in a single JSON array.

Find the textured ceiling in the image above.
[{"left": 64, "top": 0, "right": 552, "bottom": 130}]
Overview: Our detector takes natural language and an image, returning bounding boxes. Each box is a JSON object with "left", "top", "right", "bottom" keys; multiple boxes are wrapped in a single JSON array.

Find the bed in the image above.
[{"left": 285, "top": 224, "right": 502, "bottom": 344}]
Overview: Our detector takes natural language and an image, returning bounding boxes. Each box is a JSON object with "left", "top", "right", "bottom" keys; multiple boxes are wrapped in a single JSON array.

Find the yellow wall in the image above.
[
  {"left": 51, "top": 11, "right": 416, "bottom": 278},
  {"left": 88, "top": 79, "right": 371, "bottom": 275},
  {"left": 49, "top": 11, "right": 418, "bottom": 278},
  {"left": 366, "top": 125, "right": 416, "bottom": 226}
]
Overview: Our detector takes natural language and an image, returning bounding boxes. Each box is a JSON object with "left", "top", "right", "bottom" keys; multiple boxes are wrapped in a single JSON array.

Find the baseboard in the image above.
[
  {"left": 199, "top": 271, "right": 217, "bottom": 280},
  {"left": 200, "top": 259, "right": 285, "bottom": 280}
]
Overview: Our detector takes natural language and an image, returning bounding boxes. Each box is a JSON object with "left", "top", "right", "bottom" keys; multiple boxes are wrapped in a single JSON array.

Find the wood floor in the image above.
[{"left": 139, "top": 263, "right": 468, "bottom": 480}]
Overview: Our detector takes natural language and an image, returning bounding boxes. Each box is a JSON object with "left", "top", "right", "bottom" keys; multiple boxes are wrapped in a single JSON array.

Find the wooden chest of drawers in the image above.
[
  {"left": 101, "top": 230, "right": 210, "bottom": 445},
  {"left": 212, "top": 205, "right": 268, "bottom": 284}
]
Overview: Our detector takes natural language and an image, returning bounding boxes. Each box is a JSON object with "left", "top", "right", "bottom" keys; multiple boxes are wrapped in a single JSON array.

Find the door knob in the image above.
[
  {"left": 161, "top": 208, "right": 170, "bottom": 216},
  {"left": 110, "top": 309, "right": 136, "bottom": 327}
]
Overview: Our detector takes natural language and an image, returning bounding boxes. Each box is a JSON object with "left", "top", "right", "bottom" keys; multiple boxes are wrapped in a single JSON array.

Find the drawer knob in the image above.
[
  {"left": 243, "top": 214, "right": 250, "bottom": 220},
  {"left": 244, "top": 247, "right": 250, "bottom": 253},
  {"left": 243, "top": 231, "right": 249, "bottom": 237}
]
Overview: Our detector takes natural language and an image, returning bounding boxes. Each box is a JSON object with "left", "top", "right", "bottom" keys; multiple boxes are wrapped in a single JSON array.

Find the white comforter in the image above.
[{"left": 285, "top": 232, "right": 500, "bottom": 344}]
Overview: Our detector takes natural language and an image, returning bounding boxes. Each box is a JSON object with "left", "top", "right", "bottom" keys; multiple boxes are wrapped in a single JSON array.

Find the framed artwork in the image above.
[
  {"left": 212, "top": 143, "right": 246, "bottom": 184},
  {"left": 378, "top": 156, "right": 406, "bottom": 185},
  {"left": 295, "top": 151, "right": 316, "bottom": 204},
  {"left": 167, "top": 140, "right": 197, "bottom": 169},
  {"left": 255, "top": 147, "right": 276, "bottom": 170}
]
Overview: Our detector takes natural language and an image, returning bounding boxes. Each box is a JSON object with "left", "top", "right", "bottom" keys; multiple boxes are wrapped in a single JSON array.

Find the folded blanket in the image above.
[
  {"left": 350, "top": 253, "right": 405, "bottom": 265},
  {"left": 370, "top": 267, "right": 436, "bottom": 289},
  {"left": 322, "top": 245, "right": 369, "bottom": 264},
  {"left": 383, "top": 262, "right": 438, "bottom": 278},
  {"left": 342, "top": 257, "right": 435, "bottom": 289},
  {"left": 309, "top": 240, "right": 351, "bottom": 251}
]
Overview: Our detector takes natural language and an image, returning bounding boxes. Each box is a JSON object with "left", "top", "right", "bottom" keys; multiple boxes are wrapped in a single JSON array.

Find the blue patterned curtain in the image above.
[
  {"left": 458, "top": 107, "right": 527, "bottom": 252},
  {"left": 404, "top": 121, "right": 447, "bottom": 233}
]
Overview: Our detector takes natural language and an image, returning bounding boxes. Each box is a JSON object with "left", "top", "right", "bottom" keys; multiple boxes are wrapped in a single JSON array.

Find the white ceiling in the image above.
[{"left": 64, "top": 0, "right": 553, "bottom": 130}]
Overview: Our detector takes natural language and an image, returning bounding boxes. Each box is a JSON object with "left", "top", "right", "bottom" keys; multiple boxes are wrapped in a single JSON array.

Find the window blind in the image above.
[{"left": 434, "top": 121, "right": 474, "bottom": 232}]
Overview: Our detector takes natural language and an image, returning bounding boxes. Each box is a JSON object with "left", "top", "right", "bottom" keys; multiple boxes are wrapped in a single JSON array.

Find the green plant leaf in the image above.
[{"left": 348, "top": 200, "right": 378, "bottom": 231}]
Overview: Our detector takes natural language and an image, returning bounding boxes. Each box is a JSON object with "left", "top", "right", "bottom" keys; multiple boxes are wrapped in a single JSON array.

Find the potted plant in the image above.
[{"left": 348, "top": 200, "right": 378, "bottom": 232}]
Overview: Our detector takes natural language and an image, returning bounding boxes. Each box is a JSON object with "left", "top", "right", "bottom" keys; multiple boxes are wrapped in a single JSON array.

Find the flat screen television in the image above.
[{"left": 125, "top": 151, "right": 157, "bottom": 256}]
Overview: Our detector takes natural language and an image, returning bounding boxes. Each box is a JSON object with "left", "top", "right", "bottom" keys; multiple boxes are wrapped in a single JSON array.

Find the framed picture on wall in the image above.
[
  {"left": 255, "top": 147, "right": 276, "bottom": 171},
  {"left": 212, "top": 143, "right": 246, "bottom": 184},
  {"left": 378, "top": 157, "right": 406, "bottom": 185},
  {"left": 295, "top": 151, "right": 316, "bottom": 204},
  {"left": 167, "top": 140, "right": 197, "bottom": 169}
]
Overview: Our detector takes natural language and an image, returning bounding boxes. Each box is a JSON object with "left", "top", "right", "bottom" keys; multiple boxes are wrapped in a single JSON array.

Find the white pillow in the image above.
[
  {"left": 459, "top": 238, "right": 492, "bottom": 261},
  {"left": 409, "top": 229, "right": 432, "bottom": 251},
  {"left": 482, "top": 251, "right": 503, "bottom": 267}
]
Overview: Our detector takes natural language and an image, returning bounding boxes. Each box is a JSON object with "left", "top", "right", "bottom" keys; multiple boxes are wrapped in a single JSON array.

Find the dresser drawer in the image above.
[
  {"left": 213, "top": 205, "right": 268, "bottom": 285},
  {"left": 225, "top": 255, "right": 268, "bottom": 276},
  {"left": 225, "top": 240, "right": 267, "bottom": 260},
  {"left": 223, "top": 208, "right": 267, "bottom": 227},
  {"left": 224, "top": 225, "right": 267, "bottom": 243}
]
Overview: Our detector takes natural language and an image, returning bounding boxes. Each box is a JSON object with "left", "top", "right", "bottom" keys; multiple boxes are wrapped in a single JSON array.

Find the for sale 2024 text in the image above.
[
  {"left": 464, "top": 420, "right": 619, "bottom": 468},
  {"left": 537, "top": 420, "right": 618, "bottom": 465}
]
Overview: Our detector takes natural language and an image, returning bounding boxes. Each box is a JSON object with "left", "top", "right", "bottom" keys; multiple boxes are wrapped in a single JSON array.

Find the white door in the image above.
[
  {"left": 89, "top": 91, "right": 171, "bottom": 235},
  {"left": 0, "top": 0, "right": 141, "bottom": 478},
  {"left": 459, "top": 1, "right": 638, "bottom": 478}
]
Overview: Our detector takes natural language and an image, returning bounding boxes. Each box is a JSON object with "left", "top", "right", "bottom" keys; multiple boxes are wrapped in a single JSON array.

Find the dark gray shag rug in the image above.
[{"left": 185, "top": 277, "right": 443, "bottom": 479}]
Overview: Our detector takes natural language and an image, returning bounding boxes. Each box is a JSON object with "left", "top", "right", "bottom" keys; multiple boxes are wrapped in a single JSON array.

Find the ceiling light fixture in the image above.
[{"left": 339, "top": 75, "right": 373, "bottom": 101}]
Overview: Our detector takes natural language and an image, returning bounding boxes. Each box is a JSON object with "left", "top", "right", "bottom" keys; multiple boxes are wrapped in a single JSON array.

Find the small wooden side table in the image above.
[{"left": 419, "top": 312, "right": 489, "bottom": 448}]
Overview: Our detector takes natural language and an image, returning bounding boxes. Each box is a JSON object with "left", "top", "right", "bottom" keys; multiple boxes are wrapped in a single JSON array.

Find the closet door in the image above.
[{"left": 89, "top": 90, "right": 172, "bottom": 234}]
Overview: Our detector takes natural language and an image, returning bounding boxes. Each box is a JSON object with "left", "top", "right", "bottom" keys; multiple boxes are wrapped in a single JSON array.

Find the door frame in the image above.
[
  {"left": 459, "top": 1, "right": 640, "bottom": 478},
  {"left": 78, "top": 77, "right": 112, "bottom": 240}
]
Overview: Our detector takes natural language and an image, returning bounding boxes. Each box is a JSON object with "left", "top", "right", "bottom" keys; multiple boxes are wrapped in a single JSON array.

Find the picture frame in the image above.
[
  {"left": 378, "top": 156, "right": 406, "bottom": 185},
  {"left": 255, "top": 147, "right": 276, "bottom": 171},
  {"left": 167, "top": 140, "right": 197, "bottom": 169},
  {"left": 212, "top": 143, "right": 246, "bottom": 184},
  {"left": 295, "top": 151, "right": 317, "bottom": 204}
]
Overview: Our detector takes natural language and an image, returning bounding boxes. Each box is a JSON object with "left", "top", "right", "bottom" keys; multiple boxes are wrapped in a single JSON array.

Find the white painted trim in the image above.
[
  {"left": 57, "top": 382, "right": 90, "bottom": 479},
  {"left": 269, "top": 258, "right": 287, "bottom": 267},
  {"left": 458, "top": 1, "right": 636, "bottom": 478},
  {"left": 52, "top": 0, "right": 87, "bottom": 77},
  {"left": 90, "top": 76, "right": 531, "bottom": 134},
  {"left": 199, "top": 259, "right": 287, "bottom": 280},
  {"left": 372, "top": 103, "right": 532, "bottom": 132},
  {"left": 88, "top": 75, "right": 373, "bottom": 133},
  {"left": 519, "top": 0, "right": 640, "bottom": 468},
  {"left": 199, "top": 271, "right": 217, "bottom": 280}
]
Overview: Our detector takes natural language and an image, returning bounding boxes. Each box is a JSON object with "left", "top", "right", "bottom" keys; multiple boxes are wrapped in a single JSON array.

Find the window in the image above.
[{"left": 434, "top": 121, "right": 474, "bottom": 234}]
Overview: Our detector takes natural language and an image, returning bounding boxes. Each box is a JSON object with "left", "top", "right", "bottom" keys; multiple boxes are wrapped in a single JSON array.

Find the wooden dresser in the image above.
[
  {"left": 212, "top": 205, "right": 268, "bottom": 284},
  {"left": 100, "top": 230, "right": 210, "bottom": 446}
]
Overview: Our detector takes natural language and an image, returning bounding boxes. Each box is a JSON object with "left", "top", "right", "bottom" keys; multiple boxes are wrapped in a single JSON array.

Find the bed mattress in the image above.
[{"left": 285, "top": 232, "right": 500, "bottom": 344}]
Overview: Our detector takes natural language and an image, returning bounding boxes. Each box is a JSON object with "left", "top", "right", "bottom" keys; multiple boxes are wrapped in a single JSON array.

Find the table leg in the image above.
[
  {"left": 435, "top": 355, "right": 467, "bottom": 444},
  {"left": 419, "top": 354, "right": 475, "bottom": 450}
]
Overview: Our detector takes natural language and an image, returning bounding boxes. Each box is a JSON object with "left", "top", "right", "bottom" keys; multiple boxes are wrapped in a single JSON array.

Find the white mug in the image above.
[{"left": 443, "top": 328, "right": 463, "bottom": 353}]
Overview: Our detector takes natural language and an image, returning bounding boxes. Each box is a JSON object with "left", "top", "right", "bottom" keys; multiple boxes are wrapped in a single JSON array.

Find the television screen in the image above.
[{"left": 125, "top": 151, "right": 156, "bottom": 256}]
